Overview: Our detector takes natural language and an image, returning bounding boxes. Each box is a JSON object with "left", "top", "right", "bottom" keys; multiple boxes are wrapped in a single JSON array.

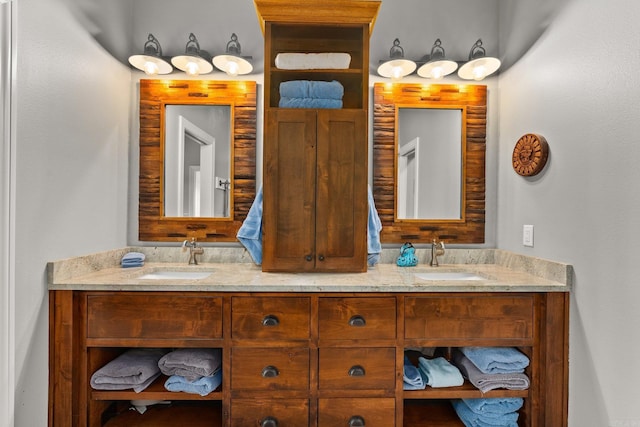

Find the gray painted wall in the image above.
[
  {"left": 497, "top": 1, "right": 640, "bottom": 425},
  {"left": 11, "top": 0, "right": 131, "bottom": 425}
]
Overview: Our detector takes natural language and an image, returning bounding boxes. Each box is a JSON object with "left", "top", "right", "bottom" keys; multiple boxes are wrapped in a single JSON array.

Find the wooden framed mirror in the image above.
[
  {"left": 138, "top": 79, "right": 257, "bottom": 242},
  {"left": 372, "top": 83, "right": 486, "bottom": 244}
]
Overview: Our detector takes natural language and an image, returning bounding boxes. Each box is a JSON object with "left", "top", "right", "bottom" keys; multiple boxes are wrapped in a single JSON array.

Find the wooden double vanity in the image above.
[
  {"left": 48, "top": 2, "right": 571, "bottom": 426},
  {"left": 48, "top": 248, "right": 571, "bottom": 426}
]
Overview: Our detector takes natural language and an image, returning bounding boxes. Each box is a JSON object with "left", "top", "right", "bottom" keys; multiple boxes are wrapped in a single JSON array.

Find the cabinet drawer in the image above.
[
  {"left": 232, "top": 347, "right": 309, "bottom": 390},
  {"left": 87, "top": 294, "right": 222, "bottom": 339},
  {"left": 318, "top": 297, "right": 396, "bottom": 340},
  {"left": 232, "top": 398, "right": 309, "bottom": 426},
  {"left": 232, "top": 296, "right": 310, "bottom": 340},
  {"left": 405, "top": 295, "right": 534, "bottom": 340},
  {"left": 318, "top": 398, "right": 395, "bottom": 426},
  {"left": 319, "top": 347, "right": 395, "bottom": 390}
]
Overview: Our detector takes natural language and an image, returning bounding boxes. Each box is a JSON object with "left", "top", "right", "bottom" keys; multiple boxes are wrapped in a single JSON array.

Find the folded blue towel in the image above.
[
  {"left": 367, "top": 185, "right": 382, "bottom": 266},
  {"left": 278, "top": 97, "right": 343, "bottom": 109},
  {"left": 403, "top": 355, "right": 425, "bottom": 390},
  {"left": 121, "top": 252, "right": 145, "bottom": 268},
  {"left": 451, "top": 399, "right": 520, "bottom": 427},
  {"left": 236, "top": 187, "right": 263, "bottom": 265},
  {"left": 158, "top": 348, "right": 222, "bottom": 382},
  {"left": 460, "top": 347, "right": 530, "bottom": 374},
  {"left": 462, "top": 398, "right": 524, "bottom": 417},
  {"left": 90, "top": 348, "right": 166, "bottom": 392},
  {"left": 279, "top": 80, "right": 344, "bottom": 100},
  {"left": 418, "top": 357, "right": 464, "bottom": 388},
  {"left": 164, "top": 370, "right": 222, "bottom": 396},
  {"left": 452, "top": 349, "right": 530, "bottom": 393}
]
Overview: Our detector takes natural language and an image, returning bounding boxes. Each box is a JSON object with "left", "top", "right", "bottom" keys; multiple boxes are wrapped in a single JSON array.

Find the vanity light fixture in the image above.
[
  {"left": 128, "top": 33, "right": 173, "bottom": 75},
  {"left": 457, "top": 39, "right": 501, "bottom": 81},
  {"left": 417, "top": 39, "right": 458, "bottom": 80},
  {"left": 212, "top": 33, "right": 253, "bottom": 76},
  {"left": 171, "top": 33, "right": 214, "bottom": 76},
  {"left": 377, "top": 38, "right": 416, "bottom": 81}
]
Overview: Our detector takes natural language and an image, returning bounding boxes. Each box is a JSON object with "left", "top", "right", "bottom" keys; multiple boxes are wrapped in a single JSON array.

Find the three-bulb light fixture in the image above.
[
  {"left": 377, "top": 38, "right": 501, "bottom": 81},
  {"left": 128, "top": 33, "right": 253, "bottom": 77}
]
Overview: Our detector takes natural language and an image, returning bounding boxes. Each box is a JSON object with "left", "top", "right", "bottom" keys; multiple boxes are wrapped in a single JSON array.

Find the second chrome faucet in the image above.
[{"left": 430, "top": 239, "right": 445, "bottom": 267}]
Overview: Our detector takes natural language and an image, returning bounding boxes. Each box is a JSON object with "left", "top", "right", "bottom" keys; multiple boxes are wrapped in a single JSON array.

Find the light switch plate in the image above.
[{"left": 523, "top": 224, "right": 534, "bottom": 247}]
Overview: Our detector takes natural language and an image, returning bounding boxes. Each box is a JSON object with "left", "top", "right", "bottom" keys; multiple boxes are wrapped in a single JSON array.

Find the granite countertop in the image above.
[{"left": 47, "top": 247, "right": 572, "bottom": 293}]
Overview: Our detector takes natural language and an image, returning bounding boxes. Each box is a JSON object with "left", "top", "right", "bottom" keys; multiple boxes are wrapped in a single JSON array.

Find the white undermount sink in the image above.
[
  {"left": 137, "top": 270, "right": 213, "bottom": 280},
  {"left": 414, "top": 271, "right": 486, "bottom": 281}
]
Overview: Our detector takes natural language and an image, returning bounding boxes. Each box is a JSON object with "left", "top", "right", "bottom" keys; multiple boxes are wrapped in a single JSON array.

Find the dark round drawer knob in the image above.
[
  {"left": 348, "top": 315, "right": 366, "bottom": 327},
  {"left": 318, "top": 254, "right": 325, "bottom": 261},
  {"left": 261, "top": 416, "right": 278, "bottom": 427},
  {"left": 262, "top": 314, "right": 279, "bottom": 326},
  {"left": 306, "top": 254, "right": 313, "bottom": 262},
  {"left": 261, "top": 365, "right": 279, "bottom": 378},
  {"left": 348, "top": 415, "right": 365, "bottom": 426},
  {"left": 348, "top": 365, "right": 365, "bottom": 377}
]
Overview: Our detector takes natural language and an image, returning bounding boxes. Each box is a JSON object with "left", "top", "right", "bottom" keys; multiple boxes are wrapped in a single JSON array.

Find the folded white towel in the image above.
[{"left": 275, "top": 52, "right": 351, "bottom": 70}]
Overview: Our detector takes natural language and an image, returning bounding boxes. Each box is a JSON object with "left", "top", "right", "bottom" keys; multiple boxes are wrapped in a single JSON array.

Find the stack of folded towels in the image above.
[
  {"left": 403, "top": 352, "right": 464, "bottom": 389},
  {"left": 278, "top": 80, "right": 344, "bottom": 109},
  {"left": 159, "top": 348, "right": 222, "bottom": 397},
  {"left": 451, "top": 347, "right": 530, "bottom": 393},
  {"left": 121, "top": 251, "right": 145, "bottom": 268},
  {"left": 451, "top": 397, "right": 524, "bottom": 427},
  {"left": 90, "top": 348, "right": 166, "bottom": 392}
]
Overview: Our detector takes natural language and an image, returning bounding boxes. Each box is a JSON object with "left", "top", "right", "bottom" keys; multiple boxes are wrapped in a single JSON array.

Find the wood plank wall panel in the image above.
[
  {"left": 138, "top": 80, "right": 257, "bottom": 242},
  {"left": 372, "top": 83, "right": 486, "bottom": 244}
]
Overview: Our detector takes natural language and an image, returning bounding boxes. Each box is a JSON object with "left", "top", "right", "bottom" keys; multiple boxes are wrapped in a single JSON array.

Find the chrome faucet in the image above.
[
  {"left": 182, "top": 237, "right": 204, "bottom": 265},
  {"left": 430, "top": 239, "right": 445, "bottom": 267}
]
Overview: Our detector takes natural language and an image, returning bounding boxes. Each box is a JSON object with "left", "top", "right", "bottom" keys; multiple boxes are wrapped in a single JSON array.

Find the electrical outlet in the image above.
[{"left": 523, "top": 225, "right": 534, "bottom": 247}]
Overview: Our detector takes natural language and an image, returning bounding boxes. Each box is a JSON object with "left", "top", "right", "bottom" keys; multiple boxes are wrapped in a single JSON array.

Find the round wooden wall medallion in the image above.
[{"left": 512, "top": 133, "right": 549, "bottom": 176}]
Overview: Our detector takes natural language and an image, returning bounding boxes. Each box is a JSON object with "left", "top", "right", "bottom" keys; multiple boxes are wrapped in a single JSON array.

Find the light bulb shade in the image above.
[
  {"left": 212, "top": 55, "right": 253, "bottom": 76},
  {"left": 377, "top": 38, "right": 416, "bottom": 80},
  {"left": 128, "top": 34, "right": 173, "bottom": 75},
  {"left": 377, "top": 59, "right": 416, "bottom": 80},
  {"left": 171, "top": 33, "right": 213, "bottom": 75},
  {"left": 416, "top": 39, "right": 457, "bottom": 79},
  {"left": 212, "top": 33, "right": 253, "bottom": 75},
  {"left": 457, "top": 39, "right": 501, "bottom": 80}
]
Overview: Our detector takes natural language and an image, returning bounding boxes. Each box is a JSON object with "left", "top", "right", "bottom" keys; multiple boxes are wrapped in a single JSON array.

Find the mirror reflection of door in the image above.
[
  {"left": 164, "top": 105, "right": 231, "bottom": 218},
  {"left": 397, "top": 108, "right": 463, "bottom": 220},
  {"left": 398, "top": 137, "right": 419, "bottom": 218}
]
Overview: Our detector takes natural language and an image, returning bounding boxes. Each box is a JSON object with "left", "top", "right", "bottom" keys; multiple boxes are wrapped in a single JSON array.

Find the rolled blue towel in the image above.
[
  {"left": 462, "top": 398, "right": 524, "bottom": 417},
  {"left": 121, "top": 252, "right": 145, "bottom": 268},
  {"left": 90, "top": 348, "right": 166, "bottom": 392},
  {"left": 451, "top": 399, "right": 520, "bottom": 427},
  {"left": 460, "top": 347, "right": 530, "bottom": 374},
  {"left": 403, "top": 355, "right": 425, "bottom": 390},
  {"left": 418, "top": 356, "right": 464, "bottom": 388},
  {"left": 164, "top": 370, "right": 222, "bottom": 396},
  {"left": 158, "top": 348, "right": 222, "bottom": 382},
  {"left": 279, "top": 80, "right": 344, "bottom": 100},
  {"left": 278, "top": 97, "right": 343, "bottom": 109}
]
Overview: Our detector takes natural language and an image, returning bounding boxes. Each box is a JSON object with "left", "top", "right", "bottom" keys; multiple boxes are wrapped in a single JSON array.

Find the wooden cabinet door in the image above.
[
  {"left": 263, "top": 109, "right": 317, "bottom": 272},
  {"left": 316, "top": 109, "right": 368, "bottom": 272},
  {"left": 263, "top": 109, "right": 367, "bottom": 272}
]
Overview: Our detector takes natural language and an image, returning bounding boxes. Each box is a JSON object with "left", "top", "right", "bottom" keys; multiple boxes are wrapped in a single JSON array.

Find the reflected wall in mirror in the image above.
[
  {"left": 373, "top": 83, "right": 486, "bottom": 244},
  {"left": 164, "top": 105, "right": 231, "bottom": 218},
  {"left": 397, "top": 107, "right": 462, "bottom": 219},
  {"left": 139, "top": 80, "right": 257, "bottom": 242}
]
